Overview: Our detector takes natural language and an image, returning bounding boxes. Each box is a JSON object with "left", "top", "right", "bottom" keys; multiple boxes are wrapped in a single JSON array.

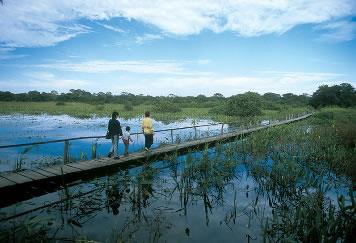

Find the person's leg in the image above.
[
  {"left": 108, "top": 137, "right": 114, "bottom": 157},
  {"left": 144, "top": 134, "right": 148, "bottom": 150},
  {"left": 124, "top": 141, "right": 129, "bottom": 156},
  {"left": 148, "top": 134, "right": 153, "bottom": 149},
  {"left": 113, "top": 135, "right": 118, "bottom": 158}
]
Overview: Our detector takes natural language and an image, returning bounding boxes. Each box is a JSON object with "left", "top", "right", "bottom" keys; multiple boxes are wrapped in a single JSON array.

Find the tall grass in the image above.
[{"left": 0, "top": 101, "right": 312, "bottom": 122}]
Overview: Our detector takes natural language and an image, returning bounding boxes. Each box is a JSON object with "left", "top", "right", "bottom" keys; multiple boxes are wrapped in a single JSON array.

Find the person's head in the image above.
[
  {"left": 112, "top": 111, "right": 119, "bottom": 119},
  {"left": 126, "top": 126, "right": 130, "bottom": 132},
  {"left": 144, "top": 111, "right": 150, "bottom": 117}
]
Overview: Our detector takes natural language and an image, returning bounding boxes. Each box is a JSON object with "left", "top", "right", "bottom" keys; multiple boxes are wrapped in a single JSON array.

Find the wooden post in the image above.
[
  {"left": 221, "top": 124, "right": 224, "bottom": 135},
  {"left": 170, "top": 129, "right": 174, "bottom": 143},
  {"left": 194, "top": 126, "right": 197, "bottom": 140},
  {"left": 64, "top": 140, "right": 69, "bottom": 164},
  {"left": 91, "top": 142, "right": 97, "bottom": 159}
]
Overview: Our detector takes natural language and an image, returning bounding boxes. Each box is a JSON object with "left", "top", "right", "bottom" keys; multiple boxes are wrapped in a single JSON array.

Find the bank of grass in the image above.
[
  {"left": 247, "top": 106, "right": 356, "bottom": 181},
  {"left": 0, "top": 101, "right": 312, "bottom": 123}
]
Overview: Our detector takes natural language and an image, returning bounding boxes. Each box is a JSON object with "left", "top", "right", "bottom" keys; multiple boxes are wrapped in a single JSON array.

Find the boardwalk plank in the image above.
[
  {"left": 59, "top": 165, "right": 81, "bottom": 174},
  {"left": 35, "top": 168, "right": 59, "bottom": 177},
  {"left": 39, "top": 167, "right": 63, "bottom": 176},
  {"left": 0, "top": 176, "right": 16, "bottom": 188},
  {"left": 66, "top": 162, "right": 101, "bottom": 170},
  {"left": 17, "top": 170, "right": 48, "bottom": 181},
  {"left": 1, "top": 173, "right": 32, "bottom": 184}
]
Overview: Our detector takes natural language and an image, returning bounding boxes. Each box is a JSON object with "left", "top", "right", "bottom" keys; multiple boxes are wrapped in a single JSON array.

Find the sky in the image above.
[{"left": 0, "top": 0, "right": 355, "bottom": 97}]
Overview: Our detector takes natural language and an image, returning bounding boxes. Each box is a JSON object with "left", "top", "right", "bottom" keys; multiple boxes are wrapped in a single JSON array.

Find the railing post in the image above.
[
  {"left": 194, "top": 126, "right": 197, "bottom": 140},
  {"left": 221, "top": 124, "right": 224, "bottom": 135},
  {"left": 64, "top": 140, "right": 69, "bottom": 164},
  {"left": 91, "top": 142, "right": 97, "bottom": 159},
  {"left": 170, "top": 129, "right": 174, "bottom": 143}
]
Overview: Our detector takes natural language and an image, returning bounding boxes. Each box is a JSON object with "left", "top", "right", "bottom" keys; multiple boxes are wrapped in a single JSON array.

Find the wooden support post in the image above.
[
  {"left": 221, "top": 124, "right": 224, "bottom": 135},
  {"left": 194, "top": 126, "right": 197, "bottom": 140},
  {"left": 170, "top": 129, "right": 174, "bottom": 143},
  {"left": 64, "top": 140, "right": 69, "bottom": 164},
  {"left": 91, "top": 142, "right": 97, "bottom": 159}
]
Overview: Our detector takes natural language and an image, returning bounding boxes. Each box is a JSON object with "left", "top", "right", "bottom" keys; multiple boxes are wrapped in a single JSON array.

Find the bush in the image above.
[
  {"left": 123, "top": 102, "right": 133, "bottom": 111},
  {"left": 153, "top": 100, "right": 181, "bottom": 113},
  {"left": 55, "top": 101, "right": 65, "bottom": 106},
  {"left": 225, "top": 92, "right": 262, "bottom": 117},
  {"left": 96, "top": 105, "right": 104, "bottom": 111}
]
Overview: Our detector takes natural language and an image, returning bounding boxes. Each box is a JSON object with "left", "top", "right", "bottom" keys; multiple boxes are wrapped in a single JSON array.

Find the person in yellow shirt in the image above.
[{"left": 142, "top": 111, "right": 153, "bottom": 151}]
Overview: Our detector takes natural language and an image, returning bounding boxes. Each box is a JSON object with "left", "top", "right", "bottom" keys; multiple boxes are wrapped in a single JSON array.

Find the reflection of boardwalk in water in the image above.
[{"left": 0, "top": 113, "right": 312, "bottom": 207}]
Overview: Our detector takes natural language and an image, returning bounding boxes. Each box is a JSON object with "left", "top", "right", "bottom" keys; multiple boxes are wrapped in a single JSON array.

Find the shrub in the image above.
[
  {"left": 55, "top": 101, "right": 65, "bottom": 106},
  {"left": 123, "top": 102, "right": 133, "bottom": 111},
  {"left": 153, "top": 100, "right": 181, "bottom": 113},
  {"left": 96, "top": 105, "right": 104, "bottom": 111},
  {"left": 225, "top": 92, "right": 262, "bottom": 117}
]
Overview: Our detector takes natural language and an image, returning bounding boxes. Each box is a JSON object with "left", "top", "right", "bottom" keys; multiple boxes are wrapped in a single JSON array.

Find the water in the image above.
[
  {"left": 0, "top": 115, "right": 353, "bottom": 242},
  {"left": 0, "top": 114, "right": 231, "bottom": 172},
  {"left": 0, "top": 144, "right": 352, "bottom": 242},
  {"left": 0, "top": 148, "right": 268, "bottom": 242}
]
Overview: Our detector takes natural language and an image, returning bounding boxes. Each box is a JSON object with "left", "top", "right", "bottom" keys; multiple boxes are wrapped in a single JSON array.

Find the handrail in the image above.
[{"left": 0, "top": 122, "right": 224, "bottom": 149}]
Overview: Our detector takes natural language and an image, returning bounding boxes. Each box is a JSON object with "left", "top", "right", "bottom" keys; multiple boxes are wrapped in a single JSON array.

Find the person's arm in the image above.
[
  {"left": 149, "top": 118, "right": 154, "bottom": 133},
  {"left": 108, "top": 120, "right": 112, "bottom": 135},
  {"left": 141, "top": 119, "right": 145, "bottom": 133}
]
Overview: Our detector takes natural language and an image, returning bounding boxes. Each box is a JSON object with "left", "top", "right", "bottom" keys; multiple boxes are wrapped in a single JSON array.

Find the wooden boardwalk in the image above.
[{"left": 0, "top": 114, "right": 312, "bottom": 207}]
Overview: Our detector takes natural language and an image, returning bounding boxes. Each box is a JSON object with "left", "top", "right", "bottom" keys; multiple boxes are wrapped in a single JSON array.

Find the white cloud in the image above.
[
  {"left": 317, "top": 20, "right": 356, "bottom": 42},
  {"left": 32, "top": 59, "right": 213, "bottom": 76},
  {"left": 0, "top": 0, "right": 355, "bottom": 48},
  {"left": 0, "top": 47, "right": 27, "bottom": 60},
  {"left": 1, "top": 70, "right": 352, "bottom": 95},
  {"left": 135, "top": 34, "right": 163, "bottom": 44},
  {"left": 0, "top": 71, "right": 91, "bottom": 93},
  {"left": 136, "top": 71, "right": 349, "bottom": 96},
  {"left": 97, "top": 23, "right": 125, "bottom": 33}
]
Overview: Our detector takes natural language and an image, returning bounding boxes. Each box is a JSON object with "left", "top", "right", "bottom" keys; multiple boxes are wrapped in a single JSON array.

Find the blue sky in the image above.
[{"left": 0, "top": 0, "right": 355, "bottom": 96}]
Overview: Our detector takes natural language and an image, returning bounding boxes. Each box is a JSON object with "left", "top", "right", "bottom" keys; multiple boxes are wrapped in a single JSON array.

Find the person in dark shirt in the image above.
[{"left": 107, "top": 111, "right": 123, "bottom": 159}]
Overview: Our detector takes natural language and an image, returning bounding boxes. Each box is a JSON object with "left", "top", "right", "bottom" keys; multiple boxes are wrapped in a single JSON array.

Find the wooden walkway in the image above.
[{"left": 0, "top": 114, "right": 312, "bottom": 207}]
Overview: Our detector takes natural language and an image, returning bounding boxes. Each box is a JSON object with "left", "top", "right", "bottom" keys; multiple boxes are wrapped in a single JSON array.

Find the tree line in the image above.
[{"left": 0, "top": 83, "right": 354, "bottom": 117}]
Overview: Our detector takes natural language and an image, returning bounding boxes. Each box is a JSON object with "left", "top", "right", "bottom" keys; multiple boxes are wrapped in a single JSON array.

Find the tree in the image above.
[
  {"left": 310, "top": 83, "right": 356, "bottom": 108},
  {"left": 153, "top": 99, "right": 181, "bottom": 113},
  {"left": 226, "top": 92, "right": 262, "bottom": 117},
  {"left": 213, "top": 93, "right": 224, "bottom": 98}
]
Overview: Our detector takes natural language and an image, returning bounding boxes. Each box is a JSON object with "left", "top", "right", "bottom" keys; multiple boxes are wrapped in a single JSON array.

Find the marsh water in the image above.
[
  {"left": 0, "top": 114, "right": 231, "bottom": 172},
  {"left": 0, "top": 115, "right": 353, "bottom": 242}
]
